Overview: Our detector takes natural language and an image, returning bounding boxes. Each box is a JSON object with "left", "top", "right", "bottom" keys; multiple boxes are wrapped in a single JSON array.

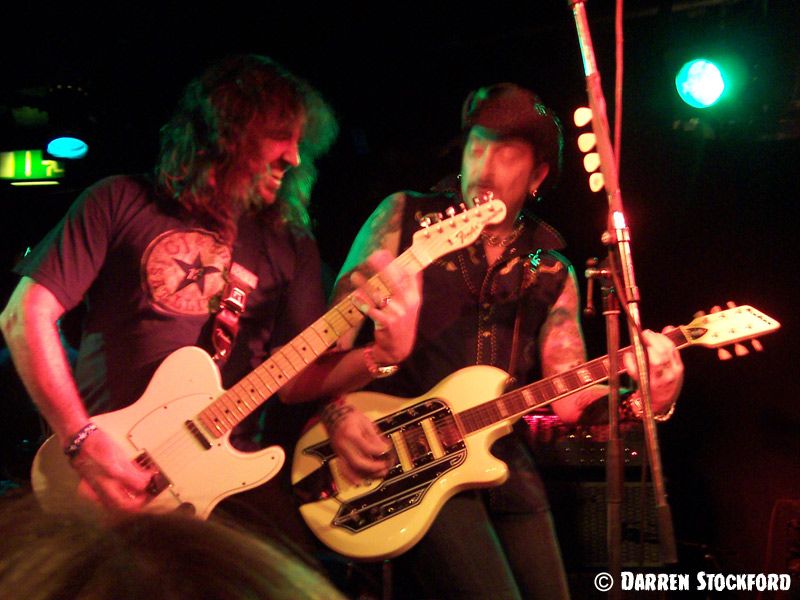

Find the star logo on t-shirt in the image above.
[
  {"left": 141, "top": 229, "right": 231, "bottom": 316},
  {"left": 172, "top": 254, "right": 221, "bottom": 294}
]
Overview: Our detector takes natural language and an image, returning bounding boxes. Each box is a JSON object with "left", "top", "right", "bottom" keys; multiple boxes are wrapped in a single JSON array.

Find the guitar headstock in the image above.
[
  {"left": 410, "top": 195, "right": 507, "bottom": 262},
  {"left": 681, "top": 302, "right": 780, "bottom": 358}
]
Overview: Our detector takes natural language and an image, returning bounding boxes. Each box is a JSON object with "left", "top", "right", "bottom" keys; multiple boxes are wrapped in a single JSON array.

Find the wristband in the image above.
[
  {"left": 63, "top": 422, "right": 98, "bottom": 460},
  {"left": 625, "top": 393, "right": 676, "bottom": 422},
  {"left": 363, "top": 345, "right": 399, "bottom": 378}
]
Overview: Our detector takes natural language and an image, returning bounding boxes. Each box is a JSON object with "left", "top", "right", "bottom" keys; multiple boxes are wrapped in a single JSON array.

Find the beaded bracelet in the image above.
[{"left": 63, "top": 422, "right": 98, "bottom": 460}]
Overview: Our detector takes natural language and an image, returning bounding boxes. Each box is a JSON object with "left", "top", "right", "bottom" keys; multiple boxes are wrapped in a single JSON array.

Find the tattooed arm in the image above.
[
  {"left": 541, "top": 267, "right": 684, "bottom": 425},
  {"left": 331, "top": 192, "right": 407, "bottom": 352},
  {"left": 539, "top": 267, "right": 608, "bottom": 424},
  {"left": 317, "top": 193, "right": 419, "bottom": 483},
  {"left": 280, "top": 193, "right": 419, "bottom": 405}
]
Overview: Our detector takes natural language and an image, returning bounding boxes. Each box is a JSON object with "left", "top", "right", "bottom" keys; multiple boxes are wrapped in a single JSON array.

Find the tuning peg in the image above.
[
  {"left": 693, "top": 310, "right": 706, "bottom": 319},
  {"left": 446, "top": 206, "right": 455, "bottom": 219},
  {"left": 726, "top": 301, "right": 737, "bottom": 309},
  {"left": 419, "top": 216, "right": 432, "bottom": 236},
  {"left": 751, "top": 339, "right": 764, "bottom": 352},
  {"left": 710, "top": 305, "right": 722, "bottom": 313},
  {"left": 717, "top": 347, "right": 733, "bottom": 361},
  {"left": 475, "top": 191, "right": 494, "bottom": 205},
  {"left": 734, "top": 343, "right": 749, "bottom": 357}
]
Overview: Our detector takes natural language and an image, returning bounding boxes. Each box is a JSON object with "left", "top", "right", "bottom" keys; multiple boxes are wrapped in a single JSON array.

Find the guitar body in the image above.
[
  {"left": 292, "top": 365, "right": 515, "bottom": 560},
  {"left": 31, "top": 347, "right": 285, "bottom": 519},
  {"left": 293, "top": 304, "right": 781, "bottom": 560}
]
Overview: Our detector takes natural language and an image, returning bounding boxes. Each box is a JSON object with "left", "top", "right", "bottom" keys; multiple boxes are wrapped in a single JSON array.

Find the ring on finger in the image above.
[{"left": 378, "top": 296, "right": 392, "bottom": 308}]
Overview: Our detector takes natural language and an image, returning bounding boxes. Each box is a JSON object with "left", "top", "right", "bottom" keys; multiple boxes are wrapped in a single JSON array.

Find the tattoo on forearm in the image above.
[{"left": 321, "top": 400, "right": 355, "bottom": 435}]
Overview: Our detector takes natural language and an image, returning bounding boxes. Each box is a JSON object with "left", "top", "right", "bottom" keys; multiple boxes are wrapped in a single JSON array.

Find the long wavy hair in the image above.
[{"left": 156, "top": 54, "right": 338, "bottom": 242}]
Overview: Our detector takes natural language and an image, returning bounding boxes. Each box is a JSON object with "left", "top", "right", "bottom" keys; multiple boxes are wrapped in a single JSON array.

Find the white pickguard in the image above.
[{"left": 31, "top": 347, "right": 285, "bottom": 519}]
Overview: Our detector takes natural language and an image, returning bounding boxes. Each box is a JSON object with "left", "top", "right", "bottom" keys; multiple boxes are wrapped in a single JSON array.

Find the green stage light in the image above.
[{"left": 676, "top": 59, "right": 726, "bottom": 108}]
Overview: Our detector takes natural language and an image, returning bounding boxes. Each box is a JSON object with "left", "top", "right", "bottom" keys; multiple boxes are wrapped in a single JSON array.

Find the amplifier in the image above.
[{"left": 523, "top": 413, "right": 646, "bottom": 468}]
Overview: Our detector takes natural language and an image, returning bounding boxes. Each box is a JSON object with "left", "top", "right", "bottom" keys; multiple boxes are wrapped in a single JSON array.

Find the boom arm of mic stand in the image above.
[{"left": 569, "top": 0, "right": 678, "bottom": 565}]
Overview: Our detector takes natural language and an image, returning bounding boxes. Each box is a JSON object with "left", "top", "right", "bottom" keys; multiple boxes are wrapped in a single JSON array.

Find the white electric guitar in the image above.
[
  {"left": 292, "top": 305, "right": 780, "bottom": 559},
  {"left": 31, "top": 197, "right": 507, "bottom": 518}
]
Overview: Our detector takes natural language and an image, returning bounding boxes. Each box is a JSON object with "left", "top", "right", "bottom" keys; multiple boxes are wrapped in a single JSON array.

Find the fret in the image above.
[
  {"left": 539, "top": 380, "right": 558, "bottom": 402},
  {"left": 588, "top": 360, "right": 608, "bottom": 380},
  {"left": 496, "top": 397, "right": 512, "bottom": 418},
  {"left": 368, "top": 275, "right": 392, "bottom": 300},
  {"left": 207, "top": 401, "right": 235, "bottom": 430},
  {"left": 310, "top": 319, "right": 340, "bottom": 346},
  {"left": 288, "top": 336, "right": 321, "bottom": 365},
  {"left": 322, "top": 311, "right": 351, "bottom": 337},
  {"left": 230, "top": 385, "right": 257, "bottom": 413},
  {"left": 336, "top": 299, "right": 365, "bottom": 328},
  {"left": 551, "top": 376, "right": 568, "bottom": 395},
  {"left": 226, "top": 389, "right": 251, "bottom": 415},
  {"left": 575, "top": 367, "right": 594, "bottom": 384},
  {"left": 241, "top": 373, "right": 270, "bottom": 401},
  {"left": 305, "top": 323, "right": 336, "bottom": 352},
  {"left": 297, "top": 331, "right": 330, "bottom": 358},
  {"left": 521, "top": 388, "right": 535, "bottom": 407},
  {"left": 216, "top": 392, "right": 244, "bottom": 423},
  {"left": 281, "top": 343, "right": 308, "bottom": 371},
  {"left": 561, "top": 370, "right": 582, "bottom": 391},
  {"left": 200, "top": 406, "right": 228, "bottom": 437},
  {"left": 268, "top": 352, "right": 296, "bottom": 384},
  {"left": 252, "top": 367, "right": 279, "bottom": 395},
  {"left": 198, "top": 412, "right": 223, "bottom": 438},
  {"left": 503, "top": 393, "right": 528, "bottom": 415}
]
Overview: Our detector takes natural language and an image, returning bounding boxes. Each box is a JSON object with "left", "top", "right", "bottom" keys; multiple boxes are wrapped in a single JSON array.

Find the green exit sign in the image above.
[{"left": 0, "top": 149, "right": 64, "bottom": 184}]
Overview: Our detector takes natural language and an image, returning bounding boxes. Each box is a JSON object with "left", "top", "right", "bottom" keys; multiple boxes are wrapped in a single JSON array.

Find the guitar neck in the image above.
[
  {"left": 456, "top": 328, "right": 692, "bottom": 434},
  {"left": 197, "top": 245, "right": 429, "bottom": 438}
]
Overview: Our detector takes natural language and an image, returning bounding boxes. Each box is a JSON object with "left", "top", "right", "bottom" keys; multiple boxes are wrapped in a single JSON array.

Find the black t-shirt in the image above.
[{"left": 15, "top": 175, "right": 326, "bottom": 416}]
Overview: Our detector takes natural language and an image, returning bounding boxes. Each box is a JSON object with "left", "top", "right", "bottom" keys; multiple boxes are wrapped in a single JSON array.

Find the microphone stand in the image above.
[{"left": 568, "top": 1, "right": 678, "bottom": 582}]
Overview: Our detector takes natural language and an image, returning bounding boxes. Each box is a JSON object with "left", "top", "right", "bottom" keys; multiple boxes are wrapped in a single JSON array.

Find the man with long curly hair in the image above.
[{"left": 0, "top": 55, "right": 420, "bottom": 527}]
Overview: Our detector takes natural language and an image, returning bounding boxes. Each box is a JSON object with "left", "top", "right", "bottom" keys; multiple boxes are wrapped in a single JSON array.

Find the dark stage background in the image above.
[{"left": 1, "top": 0, "right": 798, "bottom": 585}]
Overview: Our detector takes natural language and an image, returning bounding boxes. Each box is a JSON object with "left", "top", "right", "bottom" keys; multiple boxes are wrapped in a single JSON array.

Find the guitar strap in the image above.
[
  {"left": 506, "top": 268, "right": 526, "bottom": 388},
  {"left": 211, "top": 262, "right": 258, "bottom": 366}
]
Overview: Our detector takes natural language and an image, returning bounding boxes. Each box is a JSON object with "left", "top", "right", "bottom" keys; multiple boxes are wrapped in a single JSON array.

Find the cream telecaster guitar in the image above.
[
  {"left": 292, "top": 305, "right": 780, "bottom": 559},
  {"left": 31, "top": 197, "right": 507, "bottom": 518}
]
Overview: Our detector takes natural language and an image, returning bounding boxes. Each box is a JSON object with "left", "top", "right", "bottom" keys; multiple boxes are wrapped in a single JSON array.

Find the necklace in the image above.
[{"left": 481, "top": 220, "right": 525, "bottom": 247}]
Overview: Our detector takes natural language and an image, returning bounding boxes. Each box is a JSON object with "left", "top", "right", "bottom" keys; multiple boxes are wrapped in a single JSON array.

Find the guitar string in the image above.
[{"left": 135, "top": 214, "right": 491, "bottom": 493}]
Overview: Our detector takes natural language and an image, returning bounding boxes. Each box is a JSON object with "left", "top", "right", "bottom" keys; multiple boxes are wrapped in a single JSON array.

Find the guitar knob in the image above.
[
  {"left": 734, "top": 343, "right": 749, "bottom": 357},
  {"left": 717, "top": 347, "right": 733, "bottom": 361},
  {"left": 751, "top": 339, "right": 764, "bottom": 352},
  {"left": 710, "top": 305, "right": 722, "bottom": 313},
  {"left": 726, "top": 301, "right": 737, "bottom": 308},
  {"left": 693, "top": 310, "right": 706, "bottom": 319}
]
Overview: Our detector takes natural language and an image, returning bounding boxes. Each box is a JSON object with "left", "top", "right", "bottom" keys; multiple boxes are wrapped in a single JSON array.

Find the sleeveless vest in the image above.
[{"left": 368, "top": 190, "right": 570, "bottom": 399}]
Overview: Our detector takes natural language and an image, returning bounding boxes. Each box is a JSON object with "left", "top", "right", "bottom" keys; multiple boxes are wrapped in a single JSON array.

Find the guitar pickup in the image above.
[{"left": 134, "top": 452, "right": 171, "bottom": 497}]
